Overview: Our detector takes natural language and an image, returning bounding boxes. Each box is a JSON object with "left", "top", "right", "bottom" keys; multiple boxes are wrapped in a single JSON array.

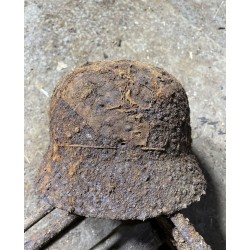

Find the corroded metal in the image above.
[
  {"left": 24, "top": 205, "right": 54, "bottom": 232},
  {"left": 171, "top": 213, "right": 212, "bottom": 250},
  {"left": 24, "top": 208, "right": 81, "bottom": 250},
  {"left": 36, "top": 60, "right": 206, "bottom": 220},
  {"left": 24, "top": 210, "right": 211, "bottom": 250},
  {"left": 155, "top": 214, "right": 212, "bottom": 250}
]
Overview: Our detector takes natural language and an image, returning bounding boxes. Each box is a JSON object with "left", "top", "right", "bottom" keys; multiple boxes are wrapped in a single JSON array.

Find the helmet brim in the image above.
[{"left": 36, "top": 147, "right": 206, "bottom": 220}]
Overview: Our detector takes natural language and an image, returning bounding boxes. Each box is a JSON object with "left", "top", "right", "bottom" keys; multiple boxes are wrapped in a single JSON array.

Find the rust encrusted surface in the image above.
[
  {"left": 171, "top": 213, "right": 212, "bottom": 250},
  {"left": 154, "top": 214, "right": 212, "bottom": 250},
  {"left": 36, "top": 60, "right": 206, "bottom": 220}
]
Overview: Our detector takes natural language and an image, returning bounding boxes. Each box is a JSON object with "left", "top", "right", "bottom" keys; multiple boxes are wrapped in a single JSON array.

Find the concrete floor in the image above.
[{"left": 24, "top": 0, "right": 225, "bottom": 249}]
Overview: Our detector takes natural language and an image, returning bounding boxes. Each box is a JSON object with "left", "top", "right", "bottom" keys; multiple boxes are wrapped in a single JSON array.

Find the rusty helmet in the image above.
[{"left": 36, "top": 60, "right": 206, "bottom": 220}]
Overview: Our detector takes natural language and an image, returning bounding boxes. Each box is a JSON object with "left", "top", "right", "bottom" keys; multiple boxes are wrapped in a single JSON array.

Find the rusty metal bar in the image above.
[
  {"left": 170, "top": 213, "right": 211, "bottom": 250},
  {"left": 24, "top": 206, "right": 55, "bottom": 232},
  {"left": 25, "top": 209, "right": 211, "bottom": 250},
  {"left": 156, "top": 213, "right": 212, "bottom": 250},
  {"left": 24, "top": 208, "right": 82, "bottom": 250}
]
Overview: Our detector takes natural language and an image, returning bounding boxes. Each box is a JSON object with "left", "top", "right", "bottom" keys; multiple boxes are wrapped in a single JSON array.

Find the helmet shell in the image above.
[{"left": 36, "top": 60, "right": 206, "bottom": 220}]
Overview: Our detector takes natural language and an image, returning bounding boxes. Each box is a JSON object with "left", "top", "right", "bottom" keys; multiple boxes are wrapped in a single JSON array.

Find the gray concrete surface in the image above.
[{"left": 24, "top": 0, "right": 225, "bottom": 249}]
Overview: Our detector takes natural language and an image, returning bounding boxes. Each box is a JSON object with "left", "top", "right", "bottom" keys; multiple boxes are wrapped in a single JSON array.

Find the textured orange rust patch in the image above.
[
  {"left": 156, "top": 87, "right": 165, "bottom": 98},
  {"left": 152, "top": 80, "right": 159, "bottom": 91},
  {"left": 44, "top": 162, "right": 52, "bottom": 174},
  {"left": 52, "top": 144, "right": 61, "bottom": 161},
  {"left": 74, "top": 127, "right": 80, "bottom": 133},
  {"left": 68, "top": 159, "right": 82, "bottom": 178},
  {"left": 65, "top": 131, "right": 72, "bottom": 138},
  {"left": 68, "top": 196, "right": 75, "bottom": 207}
]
